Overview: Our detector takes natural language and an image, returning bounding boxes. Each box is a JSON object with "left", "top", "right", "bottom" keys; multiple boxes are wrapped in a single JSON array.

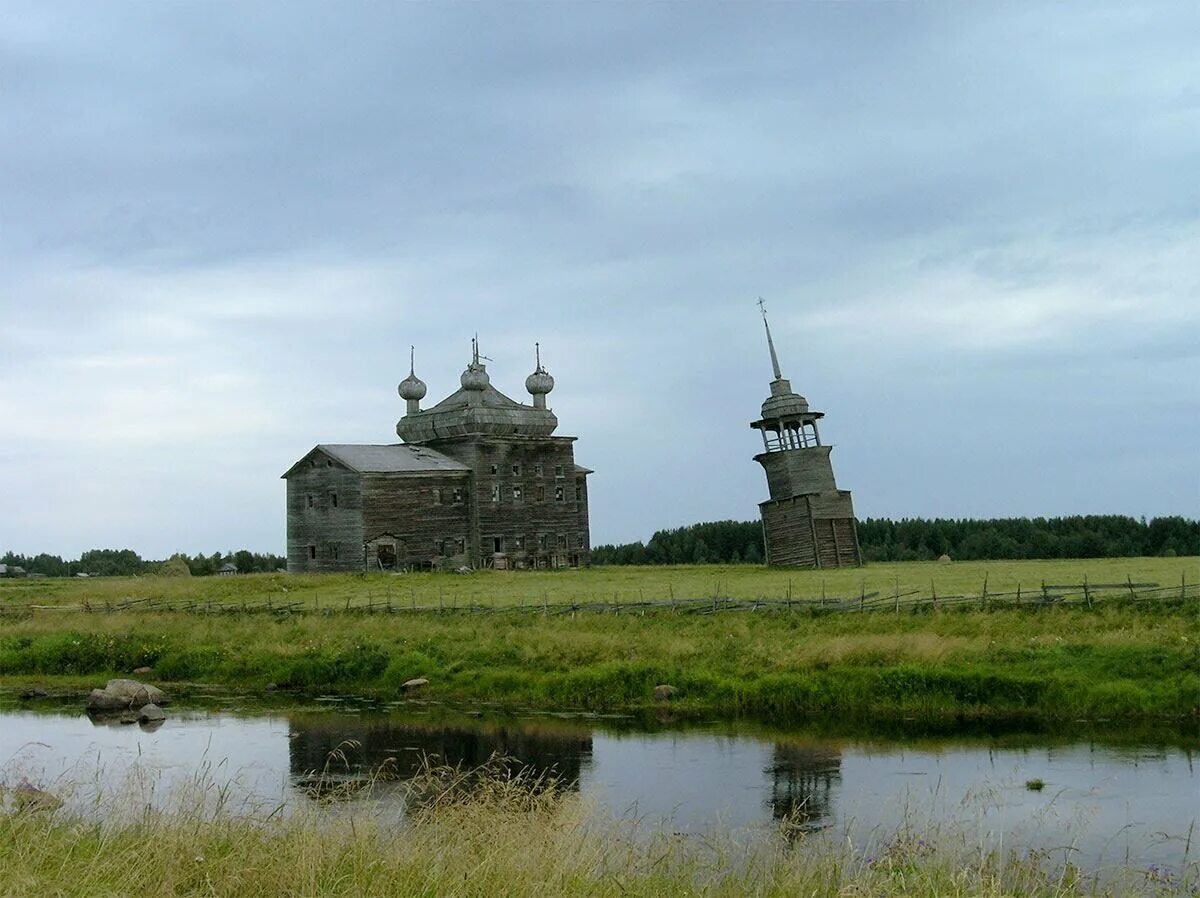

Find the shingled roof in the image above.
[{"left": 282, "top": 444, "right": 470, "bottom": 478}]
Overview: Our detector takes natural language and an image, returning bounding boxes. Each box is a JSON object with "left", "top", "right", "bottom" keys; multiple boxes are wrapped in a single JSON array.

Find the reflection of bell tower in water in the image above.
[
  {"left": 765, "top": 742, "right": 842, "bottom": 831},
  {"left": 751, "top": 302, "right": 862, "bottom": 567}
]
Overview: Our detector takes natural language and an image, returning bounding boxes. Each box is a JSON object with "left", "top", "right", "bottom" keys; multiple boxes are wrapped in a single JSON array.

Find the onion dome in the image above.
[
  {"left": 460, "top": 363, "right": 490, "bottom": 391},
  {"left": 525, "top": 342, "right": 555, "bottom": 397},
  {"left": 398, "top": 348, "right": 427, "bottom": 401}
]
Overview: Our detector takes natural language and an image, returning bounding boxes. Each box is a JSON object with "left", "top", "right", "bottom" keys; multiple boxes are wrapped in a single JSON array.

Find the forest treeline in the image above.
[
  {"left": 591, "top": 515, "right": 1199, "bottom": 565},
  {"left": 0, "top": 548, "right": 286, "bottom": 578},
  {"left": 4, "top": 516, "right": 1195, "bottom": 577}
]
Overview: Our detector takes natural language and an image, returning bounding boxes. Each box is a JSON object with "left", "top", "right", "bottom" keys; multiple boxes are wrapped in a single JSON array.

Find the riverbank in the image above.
[
  {"left": 0, "top": 760, "right": 1192, "bottom": 898},
  {"left": 0, "top": 595, "right": 1195, "bottom": 720}
]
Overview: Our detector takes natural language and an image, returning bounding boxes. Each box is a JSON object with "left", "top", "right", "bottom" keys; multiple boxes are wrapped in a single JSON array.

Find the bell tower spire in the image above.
[
  {"left": 749, "top": 304, "right": 861, "bottom": 568},
  {"left": 759, "top": 298, "right": 783, "bottom": 381}
]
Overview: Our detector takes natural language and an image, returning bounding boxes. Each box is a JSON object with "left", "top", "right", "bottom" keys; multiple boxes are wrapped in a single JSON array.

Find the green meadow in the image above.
[{"left": 1, "top": 559, "right": 1195, "bottom": 720}]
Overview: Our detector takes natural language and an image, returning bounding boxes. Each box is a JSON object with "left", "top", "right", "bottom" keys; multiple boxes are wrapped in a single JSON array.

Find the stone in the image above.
[
  {"left": 12, "top": 780, "right": 62, "bottom": 813},
  {"left": 653, "top": 684, "right": 678, "bottom": 702},
  {"left": 937, "top": 554, "right": 952, "bottom": 564},
  {"left": 104, "top": 678, "right": 167, "bottom": 706},
  {"left": 18, "top": 688, "right": 48, "bottom": 701},
  {"left": 133, "top": 666, "right": 153, "bottom": 675},
  {"left": 138, "top": 703, "right": 166, "bottom": 723},
  {"left": 86, "top": 679, "right": 167, "bottom": 712},
  {"left": 401, "top": 677, "right": 429, "bottom": 692},
  {"left": 265, "top": 683, "right": 279, "bottom": 692},
  {"left": 86, "top": 688, "right": 128, "bottom": 711}
]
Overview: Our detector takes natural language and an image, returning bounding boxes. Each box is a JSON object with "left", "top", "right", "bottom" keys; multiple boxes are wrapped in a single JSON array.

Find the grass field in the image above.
[
  {"left": 0, "top": 762, "right": 1192, "bottom": 897},
  {"left": 1, "top": 559, "right": 1196, "bottom": 720},
  {"left": 1, "top": 557, "right": 1194, "bottom": 610}
]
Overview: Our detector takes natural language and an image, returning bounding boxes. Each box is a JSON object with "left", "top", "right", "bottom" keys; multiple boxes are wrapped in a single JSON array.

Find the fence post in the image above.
[
  {"left": 1041, "top": 580, "right": 1048, "bottom": 605},
  {"left": 894, "top": 577, "right": 900, "bottom": 614},
  {"left": 1083, "top": 575, "right": 1092, "bottom": 610},
  {"left": 981, "top": 574, "right": 988, "bottom": 610},
  {"left": 859, "top": 583, "right": 865, "bottom": 613},
  {"left": 1127, "top": 574, "right": 1136, "bottom": 599},
  {"left": 931, "top": 579, "right": 937, "bottom": 611}
]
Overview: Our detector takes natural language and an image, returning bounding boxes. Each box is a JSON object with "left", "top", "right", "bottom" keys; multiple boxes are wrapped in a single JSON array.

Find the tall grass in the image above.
[
  {"left": 0, "top": 760, "right": 1192, "bottom": 897},
  {"left": 0, "top": 597, "right": 1195, "bottom": 718}
]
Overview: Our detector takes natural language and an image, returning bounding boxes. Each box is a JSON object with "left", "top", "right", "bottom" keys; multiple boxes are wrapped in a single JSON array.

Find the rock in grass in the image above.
[
  {"left": 12, "top": 780, "right": 62, "bottom": 813},
  {"left": 133, "top": 666, "right": 153, "bottom": 676},
  {"left": 653, "top": 684, "right": 677, "bottom": 702},
  {"left": 265, "top": 683, "right": 279, "bottom": 692},
  {"left": 401, "top": 678, "right": 429, "bottom": 693},
  {"left": 138, "top": 703, "right": 166, "bottom": 723},
  {"left": 937, "top": 554, "right": 952, "bottom": 564},
  {"left": 18, "top": 688, "right": 48, "bottom": 701}
]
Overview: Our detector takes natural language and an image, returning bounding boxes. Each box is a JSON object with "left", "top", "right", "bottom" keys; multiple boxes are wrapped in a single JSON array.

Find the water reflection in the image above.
[
  {"left": 765, "top": 743, "right": 841, "bottom": 831},
  {"left": 0, "top": 697, "right": 1195, "bottom": 873},
  {"left": 286, "top": 717, "right": 592, "bottom": 800}
]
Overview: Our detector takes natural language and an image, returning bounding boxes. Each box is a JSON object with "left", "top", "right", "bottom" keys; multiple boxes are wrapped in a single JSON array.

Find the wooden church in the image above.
[{"left": 283, "top": 341, "right": 592, "bottom": 572}]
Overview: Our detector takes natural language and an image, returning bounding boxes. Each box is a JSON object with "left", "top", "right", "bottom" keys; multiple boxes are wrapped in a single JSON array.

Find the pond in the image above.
[{"left": 1, "top": 694, "right": 1195, "bottom": 876}]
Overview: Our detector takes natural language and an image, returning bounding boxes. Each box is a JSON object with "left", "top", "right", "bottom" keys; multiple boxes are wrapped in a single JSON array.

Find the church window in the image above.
[
  {"left": 330, "top": 492, "right": 338, "bottom": 508},
  {"left": 306, "top": 494, "right": 314, "bottom": 509},
  {"left": 452, "top": 487, "right": 463, "bottom": 503},
  {"left": 490, "top": 464, "right": 499, "bottom": 475},
  {"left": 539, "top": 533, "right": 551, "bottom": 550},
  {"left": 492, "top": 536, "right": 504, "bottom": 553},
  {"left": 575, "top": 479, "right": 583, "bottom": 501},
  {"left": 577, "top": 534, "right": 585, "bottom": 548},
  {"left": 432, "top": 488, "right": 442, "bottom": 505},
  {"left": 307, "top": 545, "right": 316, "bottom": 560},
  {"left": 536, "top": 485, "right": 545, "bottom": 502},
  {"left": 512, "top": 464, "right": 521, "bottom": 476},
  {"left": 555, "top": 464, "right": 565, "bottom": 477},
  {"left": 513, "top": 536, "right": 524, "bottom": 551},
  {"left": 534, "top": 464, "right": 543, "bottom": 477},
  {"left": 558, "top": 534, "right": 568, "bottom": 549},
  {"left": 512, "top": 485, "right": 523, "bottom": 501},
  {"left": 491, "top": 485, "right": 501, "bottom": 502},
  {"left": 332, "top": 545, "right": 340, "bottom": 560},
  {"left": 555, "top": 485, "right": 564, "bottom": 502}
]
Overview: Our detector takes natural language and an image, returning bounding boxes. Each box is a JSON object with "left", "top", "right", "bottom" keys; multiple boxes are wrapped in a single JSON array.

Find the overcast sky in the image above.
[{"left": 2, "top": 2, "right": 1197, "bottom": 559}]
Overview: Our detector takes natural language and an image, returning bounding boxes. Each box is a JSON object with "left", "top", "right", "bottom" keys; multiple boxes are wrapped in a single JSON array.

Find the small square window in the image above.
[
  {"left": 555, "top": 486, "right": 564, "bottom": 502},
  {"left": 512, "top": 464, "right": 521, "bottom": 476},
  {"left": 534, "top": 464, "right": 543, "bottom": 477},
  {"left": 512, "top": 485, "right": 523, "bottom": 501},
  {"left": 491, "top": 485, "right": 501, "bottom": 502},
  {"left": 513, "top": 536, "right": 524, "bottom": 551},
  {"left": 490, "top": 464, "right": 499, "bottom": 475},
  {"left": 555, "top": 465, "right": 565, "bottom": 478}
]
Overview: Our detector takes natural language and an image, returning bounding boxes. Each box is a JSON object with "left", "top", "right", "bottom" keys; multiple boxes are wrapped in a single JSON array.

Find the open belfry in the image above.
[
  {"left": 751, "top": 303, "right": 861, "bottom": 567},
  {"left": 283, "top": 340, "right": 591, "bottom": 572}
]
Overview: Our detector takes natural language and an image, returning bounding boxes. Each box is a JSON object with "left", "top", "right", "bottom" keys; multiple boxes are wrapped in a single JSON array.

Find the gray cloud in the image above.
[{"left": 1, "top": 2, "right": 1197, "bottom": 557}]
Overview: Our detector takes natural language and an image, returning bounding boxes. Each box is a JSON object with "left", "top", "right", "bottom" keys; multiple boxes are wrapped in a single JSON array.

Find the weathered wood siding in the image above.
[
  {"left": 285, "top": 452, "right": 364, "bottom": 573},
  {"left": 760, "top": 491, "right": 860, "bottom": 568},
  {"left": 429, "top": 435, "right": 591, "bottom": 568},
  {"left": 360, "top": 472, "right": 472, "bottom": 569}
]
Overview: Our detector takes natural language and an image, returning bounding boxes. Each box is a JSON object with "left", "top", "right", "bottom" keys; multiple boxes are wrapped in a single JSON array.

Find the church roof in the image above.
[
  {"left": 282, "top": 444, "right": 470, "bottom": 478},
  {"left": 397, "top": 381, "right": 558, "bottom": 441}
]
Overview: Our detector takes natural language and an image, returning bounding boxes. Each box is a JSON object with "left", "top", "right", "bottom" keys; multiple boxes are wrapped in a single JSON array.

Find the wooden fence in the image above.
[{"left": 7, "top": 574, "right": 1196, "bottom": 619}]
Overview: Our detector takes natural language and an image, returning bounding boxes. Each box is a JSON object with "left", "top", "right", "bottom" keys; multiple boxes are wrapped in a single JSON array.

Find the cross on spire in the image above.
[{"left": 759, "top": 298, "right": 783, "bottom": 381}]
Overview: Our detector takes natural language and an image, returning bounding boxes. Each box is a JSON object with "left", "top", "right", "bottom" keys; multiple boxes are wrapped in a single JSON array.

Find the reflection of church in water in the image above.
[{"left": 287, "top": 717, "right": 593, "bottom": 791}]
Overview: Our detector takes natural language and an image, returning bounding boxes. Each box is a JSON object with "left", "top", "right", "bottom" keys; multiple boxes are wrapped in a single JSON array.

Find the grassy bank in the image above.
[
  {"left": 0, "top": 764, "right": 1192, "bottom": 897},
  {"left": 0, "top": 586, "right": 1195, "bottom": 720}
]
